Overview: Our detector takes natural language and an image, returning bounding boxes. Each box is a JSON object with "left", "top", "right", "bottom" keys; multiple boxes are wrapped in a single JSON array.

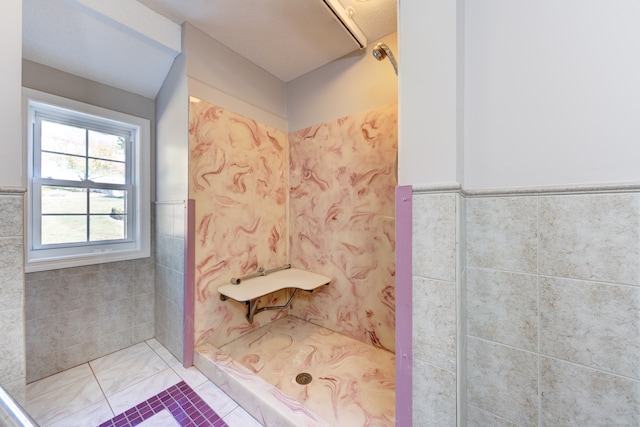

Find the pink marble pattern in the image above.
[
  {"left": 189, "top": 100, "right": 289, "bottom": 348},
  {"left": 195, "top": 344, "right": 333, "bottom": 427},
  {"left": 189, "top": 99, "right": 398, "bottom": 355},
  {"left": 196, "top": 316, "right": 395, "bottom": 427},
  {"left": 289, "top": 103, "right": 398, "bottom": 351},
  {"left": 220, "top": 316, "right": 394, "bottom": 426}
]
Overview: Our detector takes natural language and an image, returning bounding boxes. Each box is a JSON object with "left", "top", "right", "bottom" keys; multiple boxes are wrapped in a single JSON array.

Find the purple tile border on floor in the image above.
[{"left": 98, "top": 381, "right": 228, "bottom": 427}]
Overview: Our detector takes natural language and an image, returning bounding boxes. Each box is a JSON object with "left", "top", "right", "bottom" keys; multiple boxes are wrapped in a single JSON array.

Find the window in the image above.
[{"left": 24, "top": 89, "right": 150, "bottom": 272}]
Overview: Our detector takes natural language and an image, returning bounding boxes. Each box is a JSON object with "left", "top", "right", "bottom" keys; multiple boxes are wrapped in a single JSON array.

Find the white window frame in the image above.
[{"left": 24, "top": 88, "right": 150, "bottom": 272}]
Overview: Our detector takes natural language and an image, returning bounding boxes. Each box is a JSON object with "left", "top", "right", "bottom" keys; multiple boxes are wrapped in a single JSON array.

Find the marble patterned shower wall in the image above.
[
  {"left": 289, "top": 103, "right": 398, "bottom": 351},
  {"left": 189, "top": 100, "right": 289, "bottom": 348}
]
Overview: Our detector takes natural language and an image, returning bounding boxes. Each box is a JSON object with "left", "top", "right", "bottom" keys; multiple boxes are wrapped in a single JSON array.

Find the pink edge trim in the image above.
[
  {"left": 395, "top": 185, "right": 412, "bottom": 426},
  {"left": 183, "top": 199, "right": 196, "bottom": 368}
]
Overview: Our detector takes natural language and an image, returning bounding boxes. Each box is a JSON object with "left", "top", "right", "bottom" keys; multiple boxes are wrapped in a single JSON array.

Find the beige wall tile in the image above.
[
  {"left": 541, "top": 276, "right": 640, "bottom": 379},
  {"left": 541, "top": 356, "right": 640, "bottom": 426},
  {"left": 413, "top": 193, "right": 457, "bottom": 282},
  {"left": 466, "top": 197, "right": 537, "bottom": 273},
  {"left": 413, "top": 277, "right": 456, "bottom": 371},
  {"left": 0, "top": 196, "right": 23, "bottom": 238},
  {"left": 467, "top": 337, "right": 538, "bottom": 427},
  {"left": 60, "top": 307, "right": 101, "bottom": 349},
  {"left": 0, "top": 238, "right": 25, "bottom": 283},
  {"left": 99, "top": 297, "right": 134, "bottom": 336},
  {"left": 412, "top": 359, "right": 456, "bottom": 427},
  {"left": 467, "top": 268, "right": 538, "bottom": 351},
  {"left": 539, "top": 193, "right": 640, "bottom": 284},
  {"left": 59, "top": 340, "right": 101, "bottom": 372},
  {"left": 0, "top": 308, "right": 26, "bottom": 384},
  {"left": 0, "top": 278, "right": 22, "bottom": 312},
  {"left": 467, "top": 405, "right": 518, "bottom": 427}
]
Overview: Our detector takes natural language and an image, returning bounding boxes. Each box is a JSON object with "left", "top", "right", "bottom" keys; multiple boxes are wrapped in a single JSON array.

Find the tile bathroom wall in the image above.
[
  {"left": 0, "top": 191, "right": 26, "bottom": 402},
  {"left": 155, "top": 202, "right": 186, "bottom": 361},
  {"left": 465, "top": 192, "right": 640, "bottom": 426},
  {"left": 411, "top": 191, "right": 460, "bottom": 426},
  {"left": 25, "top": 205, "right": 155, "bottom": 383},
  {"left": 188, "top": 100, "right": 289, "bottom": 348},
  {"left": 289, "top": 103, "right": 398, "bottom": 351}
]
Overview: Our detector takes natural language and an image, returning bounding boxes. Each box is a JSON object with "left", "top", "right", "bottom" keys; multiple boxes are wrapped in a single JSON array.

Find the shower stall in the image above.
[
  {"left": 154, "top": 22, "right": 399, "bottom": 426},
  {"left": 186, "top": 96, "right": 398, "bottom": 427}
]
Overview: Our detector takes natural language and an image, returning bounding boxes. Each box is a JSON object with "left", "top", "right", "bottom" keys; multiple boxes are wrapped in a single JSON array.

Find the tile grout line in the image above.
[
  {"left": 537, "top": 195, "right": 542, "bottom": 427},
  {"left": 88, "top": 361, "right": 116, "bottom": 421}
]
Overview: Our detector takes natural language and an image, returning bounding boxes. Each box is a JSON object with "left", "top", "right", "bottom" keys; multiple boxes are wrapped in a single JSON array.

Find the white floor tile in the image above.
[
  {"left": 151, "top": 344, "right": 180, "bottom": 366},
  {"left": 90, "top": 342, "right": 169, "bottom": 396},
  {"left": 26, "top": 364, "right": 93, "bottom": 401},
  {"left": 107, "top": 368, "right": 182, "bottom": 415},
  {"left": 145, "top": 338, "right": 162, "bottom": 350},
  {"left": 24, "top": 340, "right": 261, "bottom": 427},
  {"left": 46, "top": 399, "right": 113, "bottom": 427},
  {"left": 138, "top": 410, "right": 180, "bottom": 427},
  {"left": 223, "top": 407, "right": 263, "bottom": 427},
  {"left": 26, "top": 374, "right": 103, "bottom": 426},
  {"left": 193, "top": 381, "right": 239, "bottom": 419},
  {"left": 153, "top": 344, "right": 208, "bottom": 389}
]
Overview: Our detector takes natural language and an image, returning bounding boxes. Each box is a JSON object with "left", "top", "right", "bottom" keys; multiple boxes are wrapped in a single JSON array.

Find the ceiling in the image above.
[{"left": 22, "top": 0, "right": 396, "bottom": 99}]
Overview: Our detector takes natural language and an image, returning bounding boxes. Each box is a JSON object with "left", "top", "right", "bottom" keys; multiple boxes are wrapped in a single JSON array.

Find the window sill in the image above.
[{"left": 25, "top": 246, "right": 150, "bottom": 273}]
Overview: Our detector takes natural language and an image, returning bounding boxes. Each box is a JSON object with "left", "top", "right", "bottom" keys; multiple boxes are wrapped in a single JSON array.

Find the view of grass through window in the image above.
[{"left": 39, "top": 120, "right": 129, "bottom": 245}]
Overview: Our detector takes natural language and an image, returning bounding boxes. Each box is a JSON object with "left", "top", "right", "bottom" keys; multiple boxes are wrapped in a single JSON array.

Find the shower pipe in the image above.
[
  {"left": 372, "top": 42, "right": 398, "bottom": 75},
  {"left": 229, "top": 263, "right": 292, "bottom": 285}
]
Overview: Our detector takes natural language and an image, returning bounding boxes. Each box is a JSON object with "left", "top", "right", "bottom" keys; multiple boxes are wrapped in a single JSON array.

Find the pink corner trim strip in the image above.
[
  {"left": 395, "top": 185, "right": 412, "bottom": 427},
  {"left": 183, "top": 199, "right": 196, "bottom": 368}
]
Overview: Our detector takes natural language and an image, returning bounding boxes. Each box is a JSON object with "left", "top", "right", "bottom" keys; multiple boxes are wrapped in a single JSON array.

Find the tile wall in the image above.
[
  {"left": 154, "top": 201, "right": 186, "bottom": 361},
  {"left": 411, "top": 191, "right": 461, "bottom": 426},
  {"left": 25, "top": 206, "right": 155, "bottom": 383},
  {"left": 0, "top": 190, "right": 26, "bottom": 402},
  {"left": 465, "top": 192, "right": 640, "bottom": 426}
]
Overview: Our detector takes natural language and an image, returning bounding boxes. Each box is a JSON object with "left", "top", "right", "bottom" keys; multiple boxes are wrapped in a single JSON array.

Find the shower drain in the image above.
[{"left": 295, "top": 373, "right": 313, "bottom": 385}]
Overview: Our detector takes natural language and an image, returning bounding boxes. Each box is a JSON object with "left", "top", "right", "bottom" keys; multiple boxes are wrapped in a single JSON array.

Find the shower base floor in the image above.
[{"left": 198, "top": 316, "right": 395, "bottom": 426}]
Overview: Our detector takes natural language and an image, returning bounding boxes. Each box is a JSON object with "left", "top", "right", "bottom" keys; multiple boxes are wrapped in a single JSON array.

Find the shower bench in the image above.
[{"left": 218, "top": 265, "right": 331, "bottom": 323}]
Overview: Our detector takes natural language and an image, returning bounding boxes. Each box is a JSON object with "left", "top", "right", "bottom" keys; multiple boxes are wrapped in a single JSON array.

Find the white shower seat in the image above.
[{"left": 218, "top": 267, "right": 330, "bottom": 323}]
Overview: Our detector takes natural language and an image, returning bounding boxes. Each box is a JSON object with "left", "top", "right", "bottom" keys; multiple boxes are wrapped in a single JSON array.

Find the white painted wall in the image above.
[
  {"left": 1, "top": 0, "right": 23, "bottom": 187},
  {"left": 464, "top": 1, "right": 640, "bottom": 189},
  {"left": 156, "top": 53, "right": 189, "bottom": 201},
  {"left": 22, "top": 60, "right": 157, "bottom": 197},
  {"left": 398, "top": 1, "right": 464, "bottom": 186},
  {"left": 287, "top": 33, "right": 398, "bottom": 132},
  {"left": 184, "top": 24, "right": 287, "bottom": 123}
]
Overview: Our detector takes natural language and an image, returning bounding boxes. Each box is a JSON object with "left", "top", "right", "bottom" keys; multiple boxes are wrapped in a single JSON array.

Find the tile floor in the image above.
[{"left": 24, "top": 339, "right": 262, "bottom": 427}]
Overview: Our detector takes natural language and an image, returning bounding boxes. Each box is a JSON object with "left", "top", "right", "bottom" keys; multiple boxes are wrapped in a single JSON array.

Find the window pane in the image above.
[
  {"left": 41, "top": 215, "right": 87, "bottom": 245},
  {"left": 88, "top": 158, "right": 125, "bottom": 184},
  {"left": 41, "top": 120, "right": 86, "bottom": 156},
  {"left": 90, "top": 215, "right": 126, "bottom": 242},
  {"left": 90, "top": 190, "right": 126, "bottom": 214},
  {"left": 41, "top": 186, "right": 87, "bottom": 214},
  {"left": 41, "top": 152, "right": 86, "bottom": 181},
  {"left": 89, "top": 130, "right": 125, "bottom": 162}
]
